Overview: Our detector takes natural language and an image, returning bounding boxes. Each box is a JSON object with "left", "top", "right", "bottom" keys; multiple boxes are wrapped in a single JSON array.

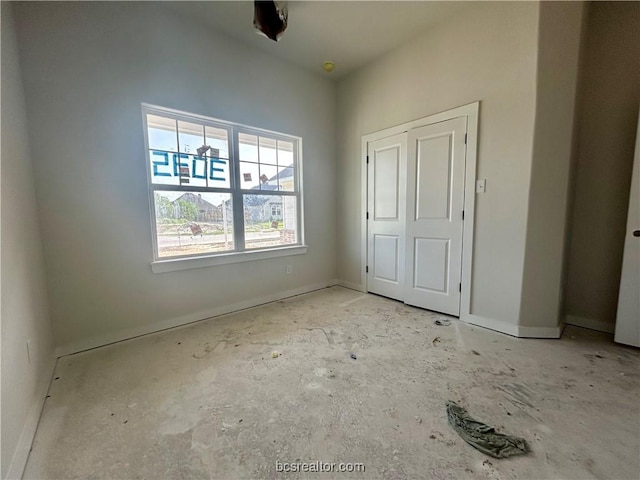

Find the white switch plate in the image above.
[
  {"left": 285, "top": 265, "right": 292, "bottom": 274},
  {"left": 476, "top": 179, "right": 486, "bottom": 193}
]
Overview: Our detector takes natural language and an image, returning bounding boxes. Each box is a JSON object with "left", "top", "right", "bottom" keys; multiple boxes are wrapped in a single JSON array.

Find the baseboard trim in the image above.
[
  {"left": 55, "top": 280, "right": 339, "bottom": 358},
  {"left": 517, "top": 324, "right": 563, "bottom": 338},
  {"left": 6, "top": 355, "right": 57, "bottom": 480},
  {"left": 565, "top": 315, "right": 615, "bottom": 334},
  {"left": 335, "top": 280, "right": 365, "bottom": 292},
  {"left": 462, "top": 314, "right": 562, "bottom": 338},
  {"left": 462, "top": 314, "right": 520, "bottom": 337}
]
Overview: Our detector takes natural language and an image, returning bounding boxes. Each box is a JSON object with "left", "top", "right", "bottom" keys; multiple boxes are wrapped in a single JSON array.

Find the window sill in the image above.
[{"left": 151, "top": 245, "right": 308, "bottom": 273}]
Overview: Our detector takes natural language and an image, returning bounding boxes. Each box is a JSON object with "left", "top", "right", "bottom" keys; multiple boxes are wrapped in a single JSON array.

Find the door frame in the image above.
[{"left": 361, "top": 101, "right": 479, "bottom": 319}]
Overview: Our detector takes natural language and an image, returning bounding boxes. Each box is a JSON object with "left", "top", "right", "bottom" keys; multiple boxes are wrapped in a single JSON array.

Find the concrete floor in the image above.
[{"left": 25, "top": 287, "right": 640, "bottom": 479}]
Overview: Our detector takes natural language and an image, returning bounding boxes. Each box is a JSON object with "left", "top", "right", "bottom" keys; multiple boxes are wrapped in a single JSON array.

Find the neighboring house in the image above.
[
  {"left": 240, "top": 167, "right": 295, "bottom": 223},
  {"left": 217, "top": 194, "right": 280, "bottom": 225},
  {"left": 173, "top": 166, "right": 294, "bottom": 225},
  {"left": 243, "top": 184, "right": 283, "bottom": 224},
  {"left": 173, "top": 192, "right": 222, "bottom": 222},
  {"left": 212, "top": 166, "right": 294, "bottom": 224},
  {"left": 267, "top": 166, "right": 294, "bottom": 192}
]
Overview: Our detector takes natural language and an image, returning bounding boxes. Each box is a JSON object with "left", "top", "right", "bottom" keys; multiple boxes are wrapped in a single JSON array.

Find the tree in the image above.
[
  {"left": 154, "top": 193, "right": 175, "bottom": 221},
  {"left": 177, "top": 199, "right": 198, "bottom": 221}
]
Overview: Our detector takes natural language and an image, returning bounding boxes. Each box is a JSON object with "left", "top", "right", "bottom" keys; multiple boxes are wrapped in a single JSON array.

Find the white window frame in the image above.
[
  {"left": 142, "top": 104, "right": 306, "bottom": 273},
  {"left": 271, "top": 204, "right": 282, "bottom": 218}
]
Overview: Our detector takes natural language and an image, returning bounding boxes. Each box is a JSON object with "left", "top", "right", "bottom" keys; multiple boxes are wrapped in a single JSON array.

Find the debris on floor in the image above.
[
  {"left": 446, "top": 401, "right": 529, "bottom": 458},
  {"left": 350, "top": 352, "right": 357, "bottom": 360},
  {"left": 434, "top": 319, "right": 451, "bottom": 326},
  {"left": 432, "top": 336, "right": 441, "bottom": 345},
  {"left": 271, "top": 351, "right": 279, "bottom": 358}
]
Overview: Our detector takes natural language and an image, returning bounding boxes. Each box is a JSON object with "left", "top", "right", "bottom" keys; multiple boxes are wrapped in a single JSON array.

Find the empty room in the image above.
[{"left": 2, "top": 1, "right": 639, "bottom": 479}]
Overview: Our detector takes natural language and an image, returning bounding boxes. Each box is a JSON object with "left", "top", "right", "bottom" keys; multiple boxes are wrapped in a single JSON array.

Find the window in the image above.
[
  {"left": 143, "top": 105, "right": 303, "bottom": 267},
  {"left": 271, "top": 203, "right": 282, "bottom": 218}
]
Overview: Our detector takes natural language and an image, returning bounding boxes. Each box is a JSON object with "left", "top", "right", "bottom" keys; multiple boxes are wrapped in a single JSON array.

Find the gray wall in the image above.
[
  {"left": 12, "top": 1, "right": 337, "bottom": 352},
  {"left": 519, "top": 2, "right": 584, "bottom": 328},
  {"left": 337, "top": 2, "right": 540, "bottom": 326},
  {"left": 565, "top": 2, "right": 640, "bottom": 331},
  {"left": 1, "top": 4, "right": 55, "bottom": 478}
]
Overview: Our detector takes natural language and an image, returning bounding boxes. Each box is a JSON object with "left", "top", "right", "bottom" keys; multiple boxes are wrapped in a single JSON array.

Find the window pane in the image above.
[
  {"left": 240, "top": 162, "right": 260, "bottom": 189},
  {"left": 178, "top": 121, "right": 204, "bottom": 155},
  {"left": 277, "top": 140, "right": 295, "bottom": 192},
  {"left": 149, "top": 150, "right": 179, "bottom": 186},
  {"left": 275, "top": 164, "right": 295, "bottom": 192},
  {"left": 259, "top": 163, "right": 278, "bottom": 190},
  {"left": 259, "top": 136, "right": 277, "bottom": 165},
  {"left": 205, "top": 126, "right": 229, "bottom": 159},
  {"left": 238, "top": 133, "right": 258, "bottom": 162},
  {"left": 147, "top": 115, "right": 178, "bottom": 152},
  {"left": 154, "top": 191, "right": 233, "bottom": 258},
  {"left": 187, "top": 155, "right": 207, "bottom": 189},
  {"left": 207, "top": 157, "right": 230, "bottom": 189},
  {"left": 277, "top": 140, "right": 294, "bottom": 159},
  {"left": 243, "top": 194, "right": 298, "bottom": 249}
]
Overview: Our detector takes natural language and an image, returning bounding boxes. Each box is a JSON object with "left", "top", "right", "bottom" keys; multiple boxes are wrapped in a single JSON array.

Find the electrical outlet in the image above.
[
  {"left": 285, "top": 265, "right": 292, "bottom": 274},
  {"left": 26, "top": 339, "right": 32, "bottom": 364}
]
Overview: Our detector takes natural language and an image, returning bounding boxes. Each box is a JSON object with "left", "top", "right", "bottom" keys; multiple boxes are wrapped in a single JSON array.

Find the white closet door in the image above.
[
  {"left": 404, "top": 117, "right": 467, "bottom": 316},
  {"left": 366, "top": 133, "right": 407, "bottom": 301},
  {"left": 615, "top": 110, "right": 640, "bottom": 347}
]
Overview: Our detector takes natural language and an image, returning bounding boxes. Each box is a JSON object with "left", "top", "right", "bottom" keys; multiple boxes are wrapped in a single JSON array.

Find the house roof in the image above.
[
  {"left": 269, "top": 166, "right": 293, "bottom": 182},
  {"left": 174, "top": 192, "right": 218, "bottom": 210},
  {"left": 244, "top": 193, "right": 281, "bottom": 207}
]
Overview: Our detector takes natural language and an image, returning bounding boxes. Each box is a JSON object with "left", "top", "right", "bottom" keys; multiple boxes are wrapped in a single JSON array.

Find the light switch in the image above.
[{"left": 476, "top": 179, "right": 486, "bottom": 193}]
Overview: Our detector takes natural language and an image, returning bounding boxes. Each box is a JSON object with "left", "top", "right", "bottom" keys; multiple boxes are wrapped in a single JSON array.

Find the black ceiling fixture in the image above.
[{"left": 254, "top": 1, "right": 288, "bottom": 42}]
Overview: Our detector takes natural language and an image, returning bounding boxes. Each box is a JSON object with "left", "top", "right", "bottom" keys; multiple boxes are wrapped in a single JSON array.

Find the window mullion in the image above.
[{"left": 230, "top": 128, "right": 245, "bottom": 251}]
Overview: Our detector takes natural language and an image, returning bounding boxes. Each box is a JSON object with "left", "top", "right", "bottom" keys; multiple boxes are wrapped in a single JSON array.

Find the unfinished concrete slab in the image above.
[{"left": 24, "top": 287, "right": 640, "bottom": 479}]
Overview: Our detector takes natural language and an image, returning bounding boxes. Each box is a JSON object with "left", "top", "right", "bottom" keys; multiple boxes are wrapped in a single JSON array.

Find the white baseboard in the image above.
[
  {"left": 462, "top": 314, "right": 562, "bottom": 338},
  {"left": 335, "top": 280, "right": 365, "bottom": 292},
  {"left": 517, "top": 323, "right": 563, "bottom": 338},
  {"left": 565, "top": 315, "right": 615, "bottom": 334},
  {"left": 5, "top": 355, "right": 57, "bottom": 480},
  {"left": 462, "top": 314, "right": 520, "bottom": 337},
  {"left": 55, "top": 280, "right": 338, "bottom": 358}
]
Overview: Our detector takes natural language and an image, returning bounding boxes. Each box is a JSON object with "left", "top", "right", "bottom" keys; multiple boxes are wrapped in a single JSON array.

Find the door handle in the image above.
[{"left": 634, "top": 230, "right": 640, "bottom": 237}]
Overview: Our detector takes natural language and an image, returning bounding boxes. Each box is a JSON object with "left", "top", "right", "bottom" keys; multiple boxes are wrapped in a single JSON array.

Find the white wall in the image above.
[
  {"left": 565, "top": 2, "right": 640, "bottom": 332},
  {"left": 1, "top": 4, "right": 55, "bottom": 478},
  {"left": 519, "top": 2, "right": 584, "bottom": 329},
  {"left": 337, "top": 2, "right": 540, "bottom": 326},
  {"left": 12, "top": 2, "right": 337, "bottom": 353}
]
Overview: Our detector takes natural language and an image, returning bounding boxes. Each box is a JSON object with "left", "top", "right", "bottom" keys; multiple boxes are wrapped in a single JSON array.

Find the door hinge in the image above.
[
  {"left": 459, "top": 283, "right": 462, "bottom": 292},
  {"left": 366, "top": 155, "right": 369, "bottom": 164},
  {"left": 462, "top": 210, "right": 465, "bottom": 220},
  {"left": 366, "top": 212, "right": 369, "bottom": 220},
  {"left": 464, "top": 133, "right": 468, "bottom": 144},
  {"left": 366, "top": 266, "right": 369, "bottom": 273}
]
